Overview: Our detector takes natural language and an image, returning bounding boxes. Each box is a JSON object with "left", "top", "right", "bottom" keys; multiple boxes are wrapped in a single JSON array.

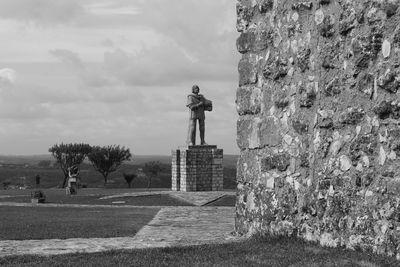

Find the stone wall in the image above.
[
  {"left": 171, "top": 146, "right": 223, "bottom": 191},
  {"left": 235, "top": 0, "right": 400, "bottom": 259}
]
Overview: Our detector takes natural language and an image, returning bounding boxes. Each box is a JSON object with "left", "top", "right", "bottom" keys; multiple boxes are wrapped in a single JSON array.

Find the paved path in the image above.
[{"left": 0, "top": 206, "right": 240, "bottom": 257}]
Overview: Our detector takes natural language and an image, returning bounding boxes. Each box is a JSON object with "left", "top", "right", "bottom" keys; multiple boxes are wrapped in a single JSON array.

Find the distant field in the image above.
[
  {"left": 0, "top": 154, "right": 237, "bottom": 190},
  {"left": 0, "top": 154, "right": 239, "bottom": 168},
  {"left": 0, "top": 164, "right": 173, "bottom": 189}
]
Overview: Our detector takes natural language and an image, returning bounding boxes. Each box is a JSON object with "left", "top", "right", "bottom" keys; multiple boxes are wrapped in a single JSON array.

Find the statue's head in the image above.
[{"left": 192, "top": 84, "right": 200, "bottom": 94}]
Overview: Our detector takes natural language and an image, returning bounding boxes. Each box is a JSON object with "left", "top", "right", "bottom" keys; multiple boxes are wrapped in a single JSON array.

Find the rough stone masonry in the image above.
[{"left": 235, "top": 0, "right": 400, "bottom": 259}]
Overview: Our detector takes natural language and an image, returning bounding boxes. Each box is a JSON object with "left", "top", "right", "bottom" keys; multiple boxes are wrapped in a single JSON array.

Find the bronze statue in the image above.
[{"left": 186, "top": 85, "right": 212, "bottom": 146}]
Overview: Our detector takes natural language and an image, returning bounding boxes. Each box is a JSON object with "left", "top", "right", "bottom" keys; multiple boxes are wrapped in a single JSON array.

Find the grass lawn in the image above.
[
  {"left": 0, "top": 206, "right": 159, "bottom": 240},
  {"left": 0, "top": 236, "right": 397, "bottom": 266},
  {"left": 206, "top": 195, "right": 235, "bottom": 206},
  {"left": 0, "top": 194, "right": 194, "bottom": 206},
  {"left": 0, "top": 189, "right": 193, "bottom": 206}
]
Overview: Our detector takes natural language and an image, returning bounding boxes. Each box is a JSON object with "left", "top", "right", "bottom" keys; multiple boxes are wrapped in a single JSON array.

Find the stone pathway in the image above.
[
  {"left": 100, "top": 191, "right": 236, "bottom": 206},
  {"left": 0, "top": 206, "right": 240, "bottom": 257}
]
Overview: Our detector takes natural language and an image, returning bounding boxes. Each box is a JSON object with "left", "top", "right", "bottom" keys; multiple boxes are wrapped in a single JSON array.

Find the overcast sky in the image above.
[{"left": 0, "top": 0, "right": 240, "bottom": 155}]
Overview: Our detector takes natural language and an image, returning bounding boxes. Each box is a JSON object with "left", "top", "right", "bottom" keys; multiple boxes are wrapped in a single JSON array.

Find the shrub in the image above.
[{"left": 31, "top": 190, "right": 46, "bottom": 203}]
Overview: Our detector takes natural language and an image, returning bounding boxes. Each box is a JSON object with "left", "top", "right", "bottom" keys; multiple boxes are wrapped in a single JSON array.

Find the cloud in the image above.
[
  {"left": 0, "top": 0, "right": 84, "bottom": 25},
  {"left": 49, "top": 49, "right": 84, "bottom": 69},
  {"left": 85, "top": 2, "right": 140, "bottom": 15},
  {"left": 49, "top": 49, "right": 115, "bottom": 88},
  {"left": 0, "top": 68, "right": 17, "bottom": 85},
  {"left": 103, "top": 43, "right": 236, "bottom": 86},
  {"left": 132, "top": 0, "right": 237, "bottom": 62}
]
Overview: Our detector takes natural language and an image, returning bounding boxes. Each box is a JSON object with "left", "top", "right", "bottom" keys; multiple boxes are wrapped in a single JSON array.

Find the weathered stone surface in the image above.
[
  {"left": 236, "top": 2, "right": 254, "bottom": 32},
  {"left": 377, "top": 68, "right": 400, "bottom": 93},
  {"left": 292, "top": 119, "right": 308, "bottom": 134},
  {"left": 324, "top": 78, "right": 342, "bottom": 96},
  {"left": 263, "top": 56, "right": 288, "bottom": 81},
  {"left": 373, "top": 101, "right": 400, "bottom": 119},
  {"left": 299, "top": 83, "right": 316, "bottom": 107},
  {"left": 237, "top": 29, "right": 271, "bottom": 54},
  {"left": 235, "top": 0, "right": 400, "bottom": 260},
  {"left": 236, "top": 87, "right": 262, "bottom": 115},
  {"left": 338, "top": 108, "right": 365, "bottom": 125},
  {"left": 339, "top": 5, "right": 356, "bottom": 35},
  {"left": 297, "top": 48, "right": 311, "bottom": 72},
  {"left": 352, "top": 31, "right": 383, "bottom": 72},
  {"left": 237, "top": 116, "right": 280, "bottom": 150},
  {"left": 261, "top": 153, "right": 290, "bottom": 172},
  {"left": 238, "top": 53, "right": 258, "bottom": 86},
  {"left": 292, "top": 2, "right": 312, "bottom": 11},
  {"left": 258, "top": 0, "right": 273, "bottom": 13},
  {"left": 357, "top": 73, "right": 374, "bottom": 97},
  {"left": 319, "top": 15, "right": 335, "bottom": 37},
  {"left": 274, "top": 90, "right": 289, "bottom": 108}
]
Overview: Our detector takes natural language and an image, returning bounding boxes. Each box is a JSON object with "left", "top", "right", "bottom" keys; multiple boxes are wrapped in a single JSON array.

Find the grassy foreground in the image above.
[
  {"left": 0, "top": 236, "right": 397, "bottom": 266},
  {"left": 0, "top": 206, "right": 158, "bottom": 240},
  {"left": 0, "top": 192, "right": 194, "bottom": 206}
]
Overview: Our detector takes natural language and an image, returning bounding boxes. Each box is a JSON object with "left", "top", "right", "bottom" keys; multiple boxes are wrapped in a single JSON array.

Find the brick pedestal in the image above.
[{"left": 171, "top": 145, "right": 223, "bottom": 192}]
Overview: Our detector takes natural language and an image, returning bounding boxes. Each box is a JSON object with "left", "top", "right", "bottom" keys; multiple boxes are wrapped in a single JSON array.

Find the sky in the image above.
[{"left": 0, "top": 0, "right": 240, "bottom": 155}]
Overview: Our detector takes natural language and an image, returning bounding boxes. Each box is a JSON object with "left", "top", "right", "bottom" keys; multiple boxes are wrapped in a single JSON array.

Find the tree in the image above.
[
  {"left": 49, "top": 143, "right": 92, "bottom": 188},
  {"left": 123, "top": 172, "right": 137, "bottom": 188},
  {"left": 143, "top": 161, "right": 162, "bottom": 190},
  {"left": 88, "top": 145, "right": 132, "bottom": 186}
]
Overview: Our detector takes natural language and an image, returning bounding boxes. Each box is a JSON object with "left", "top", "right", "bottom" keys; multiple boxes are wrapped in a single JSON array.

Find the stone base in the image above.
[{"left": 171, "top": 145, "right": 223, "bottom": 192}]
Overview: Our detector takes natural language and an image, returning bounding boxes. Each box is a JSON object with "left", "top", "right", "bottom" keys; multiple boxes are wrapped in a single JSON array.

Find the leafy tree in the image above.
[
  {"left": 123, "top": 172, "right": 137, "bottom": 188},
  {"left": 143, "top": 161, "right": 162, "bottom": 189},
  {"left": 88, "top": 145, "right": 132, "bottom": 186},
  {"left": 49, "top": 143, "right": 92, "bottom": 188}
]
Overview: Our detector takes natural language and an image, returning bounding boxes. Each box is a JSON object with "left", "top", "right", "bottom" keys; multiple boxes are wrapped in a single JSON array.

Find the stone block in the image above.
[
  {"left": 238, "top": 53, "right": 258, "bottom": 86},
  {"left": 237, "top": 116, "right": 280, "bottom": 150},
  {"left": 261, "top": 153, "right": 290, "bottom": 172},
  {"left": 263, "top": 56, "right": 288, "bottom": 81},
  {"left": 236, "top": 29, "right": 271, "bottom": 54},
  {"left": 236, "top": 87, "right": 262, "bottom": 115}
]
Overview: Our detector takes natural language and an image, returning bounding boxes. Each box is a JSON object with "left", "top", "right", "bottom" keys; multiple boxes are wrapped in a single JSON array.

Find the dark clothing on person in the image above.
[
  {"left": 187, "top": 94, "right": 205, "bottom": 120},
  {"left": 186, "top": 93, "right": 206, "bottom": 145}
]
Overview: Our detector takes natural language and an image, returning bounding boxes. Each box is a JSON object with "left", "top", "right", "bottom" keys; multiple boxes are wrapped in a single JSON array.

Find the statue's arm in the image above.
[{"left": 187, "top": 95, "right": 203, "bottom": 110}]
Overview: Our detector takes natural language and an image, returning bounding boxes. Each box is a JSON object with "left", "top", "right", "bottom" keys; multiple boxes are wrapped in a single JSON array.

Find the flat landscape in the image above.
[{"left": 0, "top": 154, "right": 238, "bottom": 190}]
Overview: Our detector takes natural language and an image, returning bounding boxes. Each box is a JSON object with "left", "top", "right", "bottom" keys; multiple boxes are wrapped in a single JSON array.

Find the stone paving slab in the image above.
[
  {"left": 100, "top": 191, "right": 236, "bottom": 206},
  {"left": 134, "top": 207, "right": 237, "bottom": 246},
  {"left": 0, "top": 206, "right": 240, "bottom": 257}
]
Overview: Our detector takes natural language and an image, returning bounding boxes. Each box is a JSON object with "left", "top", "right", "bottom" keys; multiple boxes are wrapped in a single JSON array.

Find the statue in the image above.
[
  {"left": 66, "top": 165, "right": 79, "bottom": 195},
  {"left": 186, "top": 85, "right": 212, "bottom": 146}
]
